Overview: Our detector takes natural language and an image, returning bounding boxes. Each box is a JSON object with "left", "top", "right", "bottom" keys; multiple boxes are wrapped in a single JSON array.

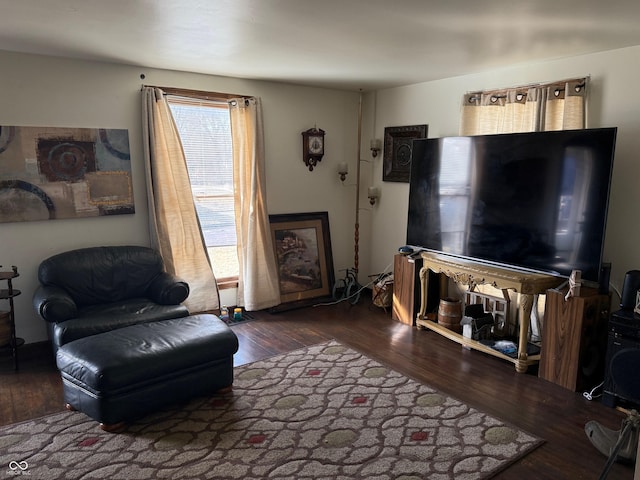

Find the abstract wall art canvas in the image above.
[{"left": 0, "top": 125, "right": 134, "bottom": 223}]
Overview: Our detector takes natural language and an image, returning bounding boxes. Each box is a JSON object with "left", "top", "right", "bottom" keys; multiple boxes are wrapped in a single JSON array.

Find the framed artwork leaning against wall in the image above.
[{"left": 268, "top": 211, "right": 335, "bottom": 312}]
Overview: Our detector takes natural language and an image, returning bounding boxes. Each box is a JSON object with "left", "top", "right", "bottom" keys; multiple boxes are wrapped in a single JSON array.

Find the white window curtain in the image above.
[
  {"left": 460, "top": 77, "right": 588, "bottom": 135},
  {"left": 228, "top": 97, "right": 281, "bottom": 311},
  {"left": 141, "top": 86, "right": 220, "bottom": 313}
]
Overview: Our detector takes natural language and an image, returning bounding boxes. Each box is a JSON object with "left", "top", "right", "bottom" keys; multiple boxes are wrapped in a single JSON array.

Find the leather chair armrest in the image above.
[
  {"left": 148, "top": 272, "right": 190, "bottom": 305},
  {"left": 33, "top": 285, "right": 78, "bottom": 323}
]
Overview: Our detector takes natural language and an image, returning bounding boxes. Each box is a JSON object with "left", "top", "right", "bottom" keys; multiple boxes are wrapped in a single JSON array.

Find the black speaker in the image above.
[
  {"left": 602, "top": 328, "right": 640, "bottom": 409},
  {"left": 620, "top": 270, "right": 640, "bottom": 310}
]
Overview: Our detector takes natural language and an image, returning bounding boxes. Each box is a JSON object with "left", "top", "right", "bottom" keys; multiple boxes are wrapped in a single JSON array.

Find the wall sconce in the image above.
[
  {"left": 370, "top": 139, "right": 381, "bottom": 158},
  {"left": 368, "top": 186, "right": 379, "bottom": 205},
  {"left": 338, "top": 162, "right": 348, "bottom": 182}
]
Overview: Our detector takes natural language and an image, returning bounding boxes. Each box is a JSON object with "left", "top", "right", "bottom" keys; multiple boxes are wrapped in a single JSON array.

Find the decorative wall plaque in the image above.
[{"left": 382, "top": 124, "right": 428, "bottom": 183}]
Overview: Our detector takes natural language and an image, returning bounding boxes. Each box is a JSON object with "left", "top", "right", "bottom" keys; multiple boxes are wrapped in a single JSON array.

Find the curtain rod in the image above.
[
  {"left": 141, "top": 84, "right": 250, "bottom": 101},
  {"left": 466, "top": 76, "right": 588, "bottom": 97},
  {"left": 466, "top": 79, "right": 588, "bottom": 103}
]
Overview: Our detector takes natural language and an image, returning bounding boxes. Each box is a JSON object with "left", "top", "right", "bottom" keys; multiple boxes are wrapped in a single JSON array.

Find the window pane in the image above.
[
  {"left": 168, "top": 100, "right": 238, "bottom": 279},
  {"left": 207, "top": 245, "right": 238, "bottom": 279}
]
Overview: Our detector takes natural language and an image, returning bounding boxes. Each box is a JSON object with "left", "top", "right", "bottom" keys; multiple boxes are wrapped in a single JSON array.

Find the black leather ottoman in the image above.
[{"left": 56, "top": 314, "right": 239, "bottom": 431}]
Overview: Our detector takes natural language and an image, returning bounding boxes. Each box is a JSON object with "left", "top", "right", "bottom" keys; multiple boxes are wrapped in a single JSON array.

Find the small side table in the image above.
[{"left": 0, "top": 266, "right": 22, "bottom": 371}]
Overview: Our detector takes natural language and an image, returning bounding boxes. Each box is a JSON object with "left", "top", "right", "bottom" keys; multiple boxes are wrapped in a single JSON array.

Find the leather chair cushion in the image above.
[{"left": 51, "top": 299, "right": 190, "bottom": 348}]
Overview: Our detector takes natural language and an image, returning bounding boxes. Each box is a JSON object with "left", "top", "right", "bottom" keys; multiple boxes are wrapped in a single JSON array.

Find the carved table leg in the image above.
[
  {"left": 516, "top": 293, "right": 535, "bottom": 373},
  {"left": 417, "top": 266, "right": 428, "bottom": 323}
]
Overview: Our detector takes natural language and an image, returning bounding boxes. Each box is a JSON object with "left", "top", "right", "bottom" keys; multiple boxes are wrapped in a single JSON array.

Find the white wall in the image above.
[
  {"left": 364, "top": 45, "right": 640, "bottom": 300},
  {"left": 0, "top": 51, "right": 359, "bottom": 343},
  {"left": 4, "top": 44, "right": 640, "bottom": 344}
]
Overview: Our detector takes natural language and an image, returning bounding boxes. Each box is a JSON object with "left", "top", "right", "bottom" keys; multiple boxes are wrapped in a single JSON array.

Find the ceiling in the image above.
[{"left": 2, "top": 0, "right": 640, "bottom": 91}]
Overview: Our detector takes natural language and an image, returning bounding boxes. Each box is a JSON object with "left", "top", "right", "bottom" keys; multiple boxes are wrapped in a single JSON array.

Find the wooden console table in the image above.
[{"left": 416, "top": 252, "right": 563, "bottom": 373}]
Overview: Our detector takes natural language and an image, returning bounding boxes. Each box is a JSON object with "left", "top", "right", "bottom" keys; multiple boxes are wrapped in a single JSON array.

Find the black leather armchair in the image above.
[{"left": 33, "top": 245, "right": 190, "bottom": 353}]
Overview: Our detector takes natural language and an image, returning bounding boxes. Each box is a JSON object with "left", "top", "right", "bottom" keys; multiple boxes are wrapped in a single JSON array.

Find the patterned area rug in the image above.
[{"left": 0, "top": 341, "right": 542, "bottom": 479}]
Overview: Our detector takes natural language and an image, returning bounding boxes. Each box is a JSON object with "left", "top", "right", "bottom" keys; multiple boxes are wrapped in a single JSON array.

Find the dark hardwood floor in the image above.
[{"left": 0, "top": 295, "right": 634, "bottom": 479}]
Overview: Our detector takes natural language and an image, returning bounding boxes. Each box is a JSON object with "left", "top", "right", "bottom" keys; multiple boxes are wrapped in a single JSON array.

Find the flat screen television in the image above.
[{"left": 407, "top": 128, "right": 617, "bottom": 283}]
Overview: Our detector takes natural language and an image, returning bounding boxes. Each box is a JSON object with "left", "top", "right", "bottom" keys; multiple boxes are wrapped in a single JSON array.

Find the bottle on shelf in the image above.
[{"left": 220, "top": 305, "right": 229, "bottom": 322}]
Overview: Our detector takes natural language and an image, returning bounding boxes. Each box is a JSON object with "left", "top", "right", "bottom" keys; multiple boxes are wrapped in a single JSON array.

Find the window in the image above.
[{"left": 167, "top": 97, "right": 239, "bottom": 285}]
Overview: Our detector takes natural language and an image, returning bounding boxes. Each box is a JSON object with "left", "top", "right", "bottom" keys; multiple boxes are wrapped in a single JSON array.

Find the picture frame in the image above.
[
  {"left": 382, "top": 124, "right": 428, "bottom": 183},
  {"left": 0, "top": 125, "right": 134, "bottom": 223},
  {"left": 269, "top": 211, "right": 335, "bottom": 312}
]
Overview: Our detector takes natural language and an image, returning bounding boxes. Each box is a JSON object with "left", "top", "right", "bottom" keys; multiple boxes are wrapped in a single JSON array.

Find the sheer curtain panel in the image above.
[
  {"left": 141, "top": 86, "right": 220, "bottom": 313},
  {"left": 229, "top": 97, "right": 280, "bottom": 310}
]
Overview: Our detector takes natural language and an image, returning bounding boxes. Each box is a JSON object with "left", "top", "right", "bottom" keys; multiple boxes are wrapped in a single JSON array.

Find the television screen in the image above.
[{"left": 407, "top": 128, "right": 617, "bottom": 282}]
